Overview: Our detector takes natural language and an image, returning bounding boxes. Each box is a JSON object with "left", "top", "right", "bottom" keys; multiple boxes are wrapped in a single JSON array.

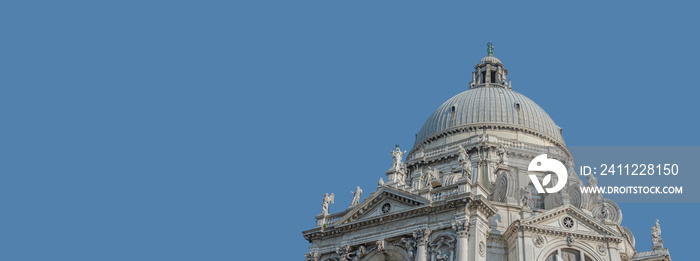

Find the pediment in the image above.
[
  {"left": 335, "top": 187, "right": 428, "bottom": 225},
  {"left": 520, "top": 204, "right": 621, "bottom": 237}
]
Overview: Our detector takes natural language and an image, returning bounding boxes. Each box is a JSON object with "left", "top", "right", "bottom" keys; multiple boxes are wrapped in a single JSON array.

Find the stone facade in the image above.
[{"left": 302, "top": 45, "right": 671, "bottom": 261}]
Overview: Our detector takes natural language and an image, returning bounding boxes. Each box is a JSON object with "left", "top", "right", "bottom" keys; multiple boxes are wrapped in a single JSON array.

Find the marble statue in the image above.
[
  {"left": 321, "top": 193, "right": 334, "bottom": 215},
  {"left": 425, "top": 166, "right": 442, "bottom": 187},
  {"left": 427, "top": 167, "right": 440, "bottom": 180},
  {"left": 350, "top": 186, "right": 362, "bottom": 206},
  {"left": 496, "top": 144, "right": 507, "bottom": 164},
  {"left": 652, "top": 219, "right": 662, "bottom": 246},
  {"left": 396, "top": 166, "right": 407, "bottom": 185},
  {"left": 520, "top": 187, "right": 532, "bottom": 209},
  {"left": 601, "top": 202, "right": 608, "bottom": 219},
  {"left": 378, "top": 178, "right": 384, "bottom": 187},
  {"left": 458, "top": 144, "right": 472, "bottom": 179},
  {"left": 391, "top": 145, "right": 406, "bottom": 168},
  {"left": 458, "top": 144, "right": 469, "bottom": 166}
]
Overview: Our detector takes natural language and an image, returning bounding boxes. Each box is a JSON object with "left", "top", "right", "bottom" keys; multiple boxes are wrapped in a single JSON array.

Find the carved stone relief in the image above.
[
  {"left": 597, "top": 244, "right": 607, "bottom": 255},
  {"left": 428, "top": 234, "right": 455, "bottom": 261},
  {"left": 478, "top": 241, "right": 485, "bottom": 257},
  {"left": 532, "top": 235, "right": 545, "bottom": 248},
  {"left": 493, "top": 173, "right": 508, "bottom": 203},
  {"left": 414, "top": 228, "right": 432, "bottom": 246},
  {"left": 393, "top": 237, "right": 417, "bottom": 260},
  {"left": 305, "top": 251, "right": 319, "bottom": 261},
  {"left": 452, "top": 220, "right": 470, "bottom": 238}
]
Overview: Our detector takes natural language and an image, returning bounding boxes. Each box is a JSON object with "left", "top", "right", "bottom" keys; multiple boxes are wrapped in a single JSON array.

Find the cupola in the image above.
[{"left": 470, "top": 42, "right": 511, "bottom": 89}]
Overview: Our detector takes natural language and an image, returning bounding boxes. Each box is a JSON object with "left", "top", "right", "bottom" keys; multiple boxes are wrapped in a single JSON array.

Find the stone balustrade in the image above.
[
  {"left": 429, "top": 187, "right": 459, "bottom": 202},
  {"left": 315, "top": 211, "right": 346, "bottom": 227}
]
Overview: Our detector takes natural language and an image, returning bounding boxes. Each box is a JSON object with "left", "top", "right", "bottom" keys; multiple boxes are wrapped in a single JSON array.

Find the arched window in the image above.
[
  {"left": 545, "top": 251, "right": 557, "bottom": 261},
  {"left": 561, "top": 249, "right": 581, "bottom": 261}
]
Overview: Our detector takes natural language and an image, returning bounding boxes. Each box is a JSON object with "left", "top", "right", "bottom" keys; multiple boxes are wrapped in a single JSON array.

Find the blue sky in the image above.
[{"left": 1, "top": 1, "right": 698, "bottom": 260}]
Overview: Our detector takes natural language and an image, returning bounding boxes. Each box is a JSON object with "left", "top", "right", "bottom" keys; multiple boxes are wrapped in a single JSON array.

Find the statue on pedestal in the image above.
[
  {"left": 520, "top": 187, "right": 532, "bottom": 209},
  {"left": 487, "top": 42, "right": 494, "bottom": 56},
  {"left": 458, "top": 144, "right": 471, "bottom": 179},
  {"left": 350, "top": 186, "right": 362, "bottom": 206},
  {"left": 426, "top": 167, "right": 441, "bottom": 187},
  {"left": 391, "top": 145, "right": 406, "bottom": 169},
  {"left": 321, "top": 193, "right": 334, "bottom": 215},
  {"left": 496, "top": 144, "right": 507, "bottom": 164},
  {"left": 652, "top": 219, "right": 664, "bottom": 248},
  {"left": 427, "top": 167, "right": 440, "bottom": 180}
]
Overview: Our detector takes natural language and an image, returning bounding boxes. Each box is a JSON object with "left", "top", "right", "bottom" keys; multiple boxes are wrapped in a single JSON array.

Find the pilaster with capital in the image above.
[{"left": 467, "top": 198, "right": 498, "bottom": 261}]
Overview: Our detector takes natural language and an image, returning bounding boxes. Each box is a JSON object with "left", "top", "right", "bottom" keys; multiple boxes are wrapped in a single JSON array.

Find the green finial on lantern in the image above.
[{"left": 487, "top": 42, "right": 494, "bottom": 56}]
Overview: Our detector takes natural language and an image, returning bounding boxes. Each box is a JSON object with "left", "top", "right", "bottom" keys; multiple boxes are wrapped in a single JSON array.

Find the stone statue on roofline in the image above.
[
  {"left": 391, "top": 144, "right": 406, "bottom": 169},
  {"left": 458, "top": 144, "right": 472, "bottom": 180},
  {"left": 350, "top": 186, "right": 362, "bottom": 206},
  {"left": 652, "top": 219, "right": 664, "bottom": 249},
  {"left": 321, "top": 193, "right": 334, "bottom": 216}
]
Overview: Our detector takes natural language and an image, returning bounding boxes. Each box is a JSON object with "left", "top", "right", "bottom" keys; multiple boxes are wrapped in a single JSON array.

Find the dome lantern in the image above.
[{"left": 470, "top": 42, "right": 511, "bottom": 89}]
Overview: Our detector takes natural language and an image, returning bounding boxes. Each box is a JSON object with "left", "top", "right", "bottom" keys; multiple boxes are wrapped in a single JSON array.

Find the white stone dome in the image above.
[
  {"left": 414, "top": 87, "right": 564, "bottom": 145},
  {"left": 479, "top": 55, "right": 502, "bottom": 65}
]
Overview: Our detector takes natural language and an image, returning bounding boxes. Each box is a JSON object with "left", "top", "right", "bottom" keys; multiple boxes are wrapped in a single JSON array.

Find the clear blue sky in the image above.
[{"left": 1, "top": 1, "right": 698, "bottom": 260}]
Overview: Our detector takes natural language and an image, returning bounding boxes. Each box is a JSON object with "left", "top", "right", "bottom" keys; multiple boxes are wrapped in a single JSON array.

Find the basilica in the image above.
[{"left": 302, "top": 44, "right": 671, "bottom": 261}]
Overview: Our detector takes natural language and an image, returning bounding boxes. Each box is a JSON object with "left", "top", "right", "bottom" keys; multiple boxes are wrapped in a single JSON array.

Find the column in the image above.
[
  {"left": 485, "top": 64, "right": 491, "bottom": 84},
  {"left": 413, "top": 228, "right": 431, "bottom": 261},
  {"left": 416, "top": 245, "right": 426, "bottom": 261},
  {"left": 471, "top": 71, "right": 476, "bottom": 87},
  {"left": 452, "top": 220, "right": 470, "bottom": 261}
]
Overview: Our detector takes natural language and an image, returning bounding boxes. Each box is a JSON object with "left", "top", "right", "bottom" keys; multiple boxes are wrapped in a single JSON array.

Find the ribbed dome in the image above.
[
  {"left": 414, "top": 87, "right": 563, "bottom": 145},
  {"left": 479, "top": 55, "right": 502, "bottom": 65}
]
